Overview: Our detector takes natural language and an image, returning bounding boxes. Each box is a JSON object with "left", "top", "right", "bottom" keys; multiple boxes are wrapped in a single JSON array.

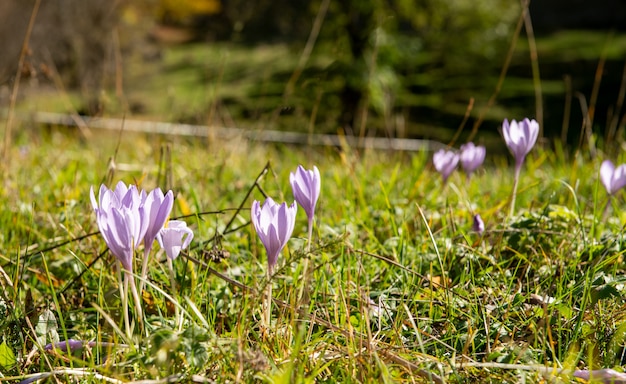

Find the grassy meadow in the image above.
[
  {"left": 1, "top": 14, "right": 626, "bottom": 382},
  {"left": 1, "top": 124, "right": 626, "bottom": 383}
]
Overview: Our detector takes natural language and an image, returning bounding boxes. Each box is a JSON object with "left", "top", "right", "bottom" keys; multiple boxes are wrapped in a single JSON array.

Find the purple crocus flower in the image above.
[
  {"left": 95, "top": 181, "right": 145, "bottom": 215},
  {"left": 502, "top": 118, "right": 539, "bottom": 170},
  {"left": 290, "top": 165, "right": 321, "bottom": 226},
  {"left": 472, "top": 214, "right": 485, "bottom": 234},
  {"left": 433, "top": 149, "right": 459, "bottom": 183},
  {"left": 142, "top": 188, "right": 174, "bottom": 253},
  {"left": 156, "top": 220, "right": 194, "bottom": 260},
  {"left": 44, "top": 339, "right": 85, "bottom": 352},
  {"left": 138, "top": 187, "right": 175, "bottom": 293},
  {"left": 251, "top": 197, "right": 297, "bottom": 273},
  {"left": 43, "top": 339, "right": 116, "bottom": 352},
  {"left": 573, "top": 369, "right": 626, "bottom": 384},
  {"left": 459, "top": 143, "right": 486, "bottom": 176},
  {"left": 90, "top": 183, "right": 146, "bottom": 272},
  {"left": 600, "top": 160, "right": 626, "bottom": 195},
  {"left": 502, "top": 118, "right": 539, "bottom": 218}
]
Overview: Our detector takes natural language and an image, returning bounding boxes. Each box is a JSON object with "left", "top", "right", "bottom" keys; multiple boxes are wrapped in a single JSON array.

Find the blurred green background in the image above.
[{"left": 1, "top": 0, "right": 626, "bottom": 148}]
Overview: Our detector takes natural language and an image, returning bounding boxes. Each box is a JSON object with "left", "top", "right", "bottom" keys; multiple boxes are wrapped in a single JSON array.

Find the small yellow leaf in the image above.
[
  {"left": 177, "top": 195, "right": 191, "bottom": 216},
  {"left": 0, "top": 341, "right": 16, "bottom": 370}
]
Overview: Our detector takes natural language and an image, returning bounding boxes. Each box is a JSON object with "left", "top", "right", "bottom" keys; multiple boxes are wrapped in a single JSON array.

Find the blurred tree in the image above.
[
  {"left": 312, "top": 0, "right": 519, "bottom": 137},
  {"left": 0, "top": 0, "right": 122, "bottom": 115},
  {"left": 0, "top": 0, "right": 521, "bottom": 138},
  {"left": 334, "top": 0, "right": 378, "bottom": 134}
]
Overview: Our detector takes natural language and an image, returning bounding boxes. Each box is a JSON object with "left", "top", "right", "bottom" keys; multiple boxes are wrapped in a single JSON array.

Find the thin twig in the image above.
[
  {"left": 221, "top": 162, "right": 270, "bottom": 234},
  {"left": 19, "top": 231, "right": 100, "bottom": 263},
  {"left": 448, "top": 98, "right": 475, "bottom": 146},
  {"left": 59, "top": 249, "right": 109, "bottom": 295}
]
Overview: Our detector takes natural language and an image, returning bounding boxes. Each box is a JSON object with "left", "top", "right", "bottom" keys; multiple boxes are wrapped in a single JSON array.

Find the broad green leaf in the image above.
[{"left": 0, "top": 341, "right": 16, "bottom": 370}]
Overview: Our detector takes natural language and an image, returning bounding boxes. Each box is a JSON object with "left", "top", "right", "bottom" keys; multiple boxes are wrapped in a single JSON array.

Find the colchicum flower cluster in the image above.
[
  {"left": 251, "top": 165, "right": 320, "bottom": 328},
  {"left": 91, "top": 181, "right": 193, "bottom": 336},
  {"left": 251, "top": 165, "right": 321, "bottom": 272},
  {"left": 91, "top": 182, "right": 182, "bottom": 271},
  {"left": 90, "top": 182, "right": 149, "bottom": 272},
  {"left": 433, "top": 143, "right": 485, "bottom": 183}
]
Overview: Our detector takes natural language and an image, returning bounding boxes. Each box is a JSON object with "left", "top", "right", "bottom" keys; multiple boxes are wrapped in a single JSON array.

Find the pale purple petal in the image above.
[
  {"left": 613, "top": 164, "right": 626, "bottom": 192},
  {"left": 251, "top": 200, "right": 262, "bottom": 234},
  {"left": 143, "top": 189, "right": 174, "bottom": 252},
  {"left": 433, "top": 149, "right": 459, "bottom": 182},
  {"left": 94, "top": 210, "right": 113, "bottom": 250},
  {"left": 91, "top": 182, "right": 143, "bottom": 272},
  {"left": 502, "top": 119, "right": 512, "bottom": 151},
  {"left": 109, "top": 209, "right": 134, "bottom": 271},
  {"left": 120, "top": 184, "right": 138, "bottom": 208},
  {"left": 19, "top": 373, "right": 51, "bottom": 384},
  {"left": 98, "top": 184, "right": 115, "bottom": 211},
  {"left": 502, "top": 118, "right": 539, "bottom": 167},
  {"left": 472, "top": 214, "right": 485, "bottom": 234},
  {"left": 290, "top": 165, "right": 321, "bottom": 223},
  {"left": 90, "top": 186, "right": 99, "bottom": 212},
  {"left": 523, "top": 118, "right": 540, "bottom": 151},
  {"left": 113, "top": 181, "right": 129, "bottom": 201},
  {"left": 156, "top": 220, "right": 193, "bottom": 260},
  {"left": 601, "top": 160, "right": 616, "bottom": 193},
  {"left": 459, "top": 143, "right": 486, "bottom": 175},
  {"left": 251, "top": 198, "right": 297, "bottom": 272},
  {"left": 600, "top": 160, "right": 626, "bottom": 195},
  {"left": 266, "top": 220, "right": 282, "bottom": 269},
  {"left": 573, "top": 369, "right": 626, "bottom": 384},
  {"left": 44, "top": 339, "right": 85, "bottom": 352}
]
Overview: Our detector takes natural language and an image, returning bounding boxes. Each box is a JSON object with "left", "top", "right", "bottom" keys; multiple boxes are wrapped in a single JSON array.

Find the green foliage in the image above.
[
  {"left": 2, "top": 128, "right": 626, "bottom": 382},
  {"left": 0, "top": 341, "right": 17, "bottom": 371}
]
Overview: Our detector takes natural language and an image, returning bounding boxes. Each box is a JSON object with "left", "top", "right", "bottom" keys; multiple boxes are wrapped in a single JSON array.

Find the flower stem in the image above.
[
  {"left": 509, "top": 163, "right": 522, "bottom": 218},
  {"left": 120, "top": 268, "right": 131, "bottom": 340},
  {"left": 167, "top": 257, "right": 178, "bottom": 294},
  {"left": 602, "top": 196, "right": 613, "bottom": 221},
  {"left": 298, "top": 218, "right": 314, "bottom": 306},
  {"left": 167, "top": 257, "right": 182, "bottom": 330},
  {"left": 138, "top": 247, "right": 150, "bottom": 294},
  {"left": 306, "top": 217, "right": 313, "bottom": 254},
  {"left": 263, "top": 267, "right": 273, "bottom": 332},
  {"left": 127, "top": 271, "right": 144, "bottom": 335}
]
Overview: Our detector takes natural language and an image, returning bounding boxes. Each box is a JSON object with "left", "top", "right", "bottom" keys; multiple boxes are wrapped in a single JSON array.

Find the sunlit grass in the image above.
[{"left": 1, "top": 125, "right": 626, "bottom": 382}]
